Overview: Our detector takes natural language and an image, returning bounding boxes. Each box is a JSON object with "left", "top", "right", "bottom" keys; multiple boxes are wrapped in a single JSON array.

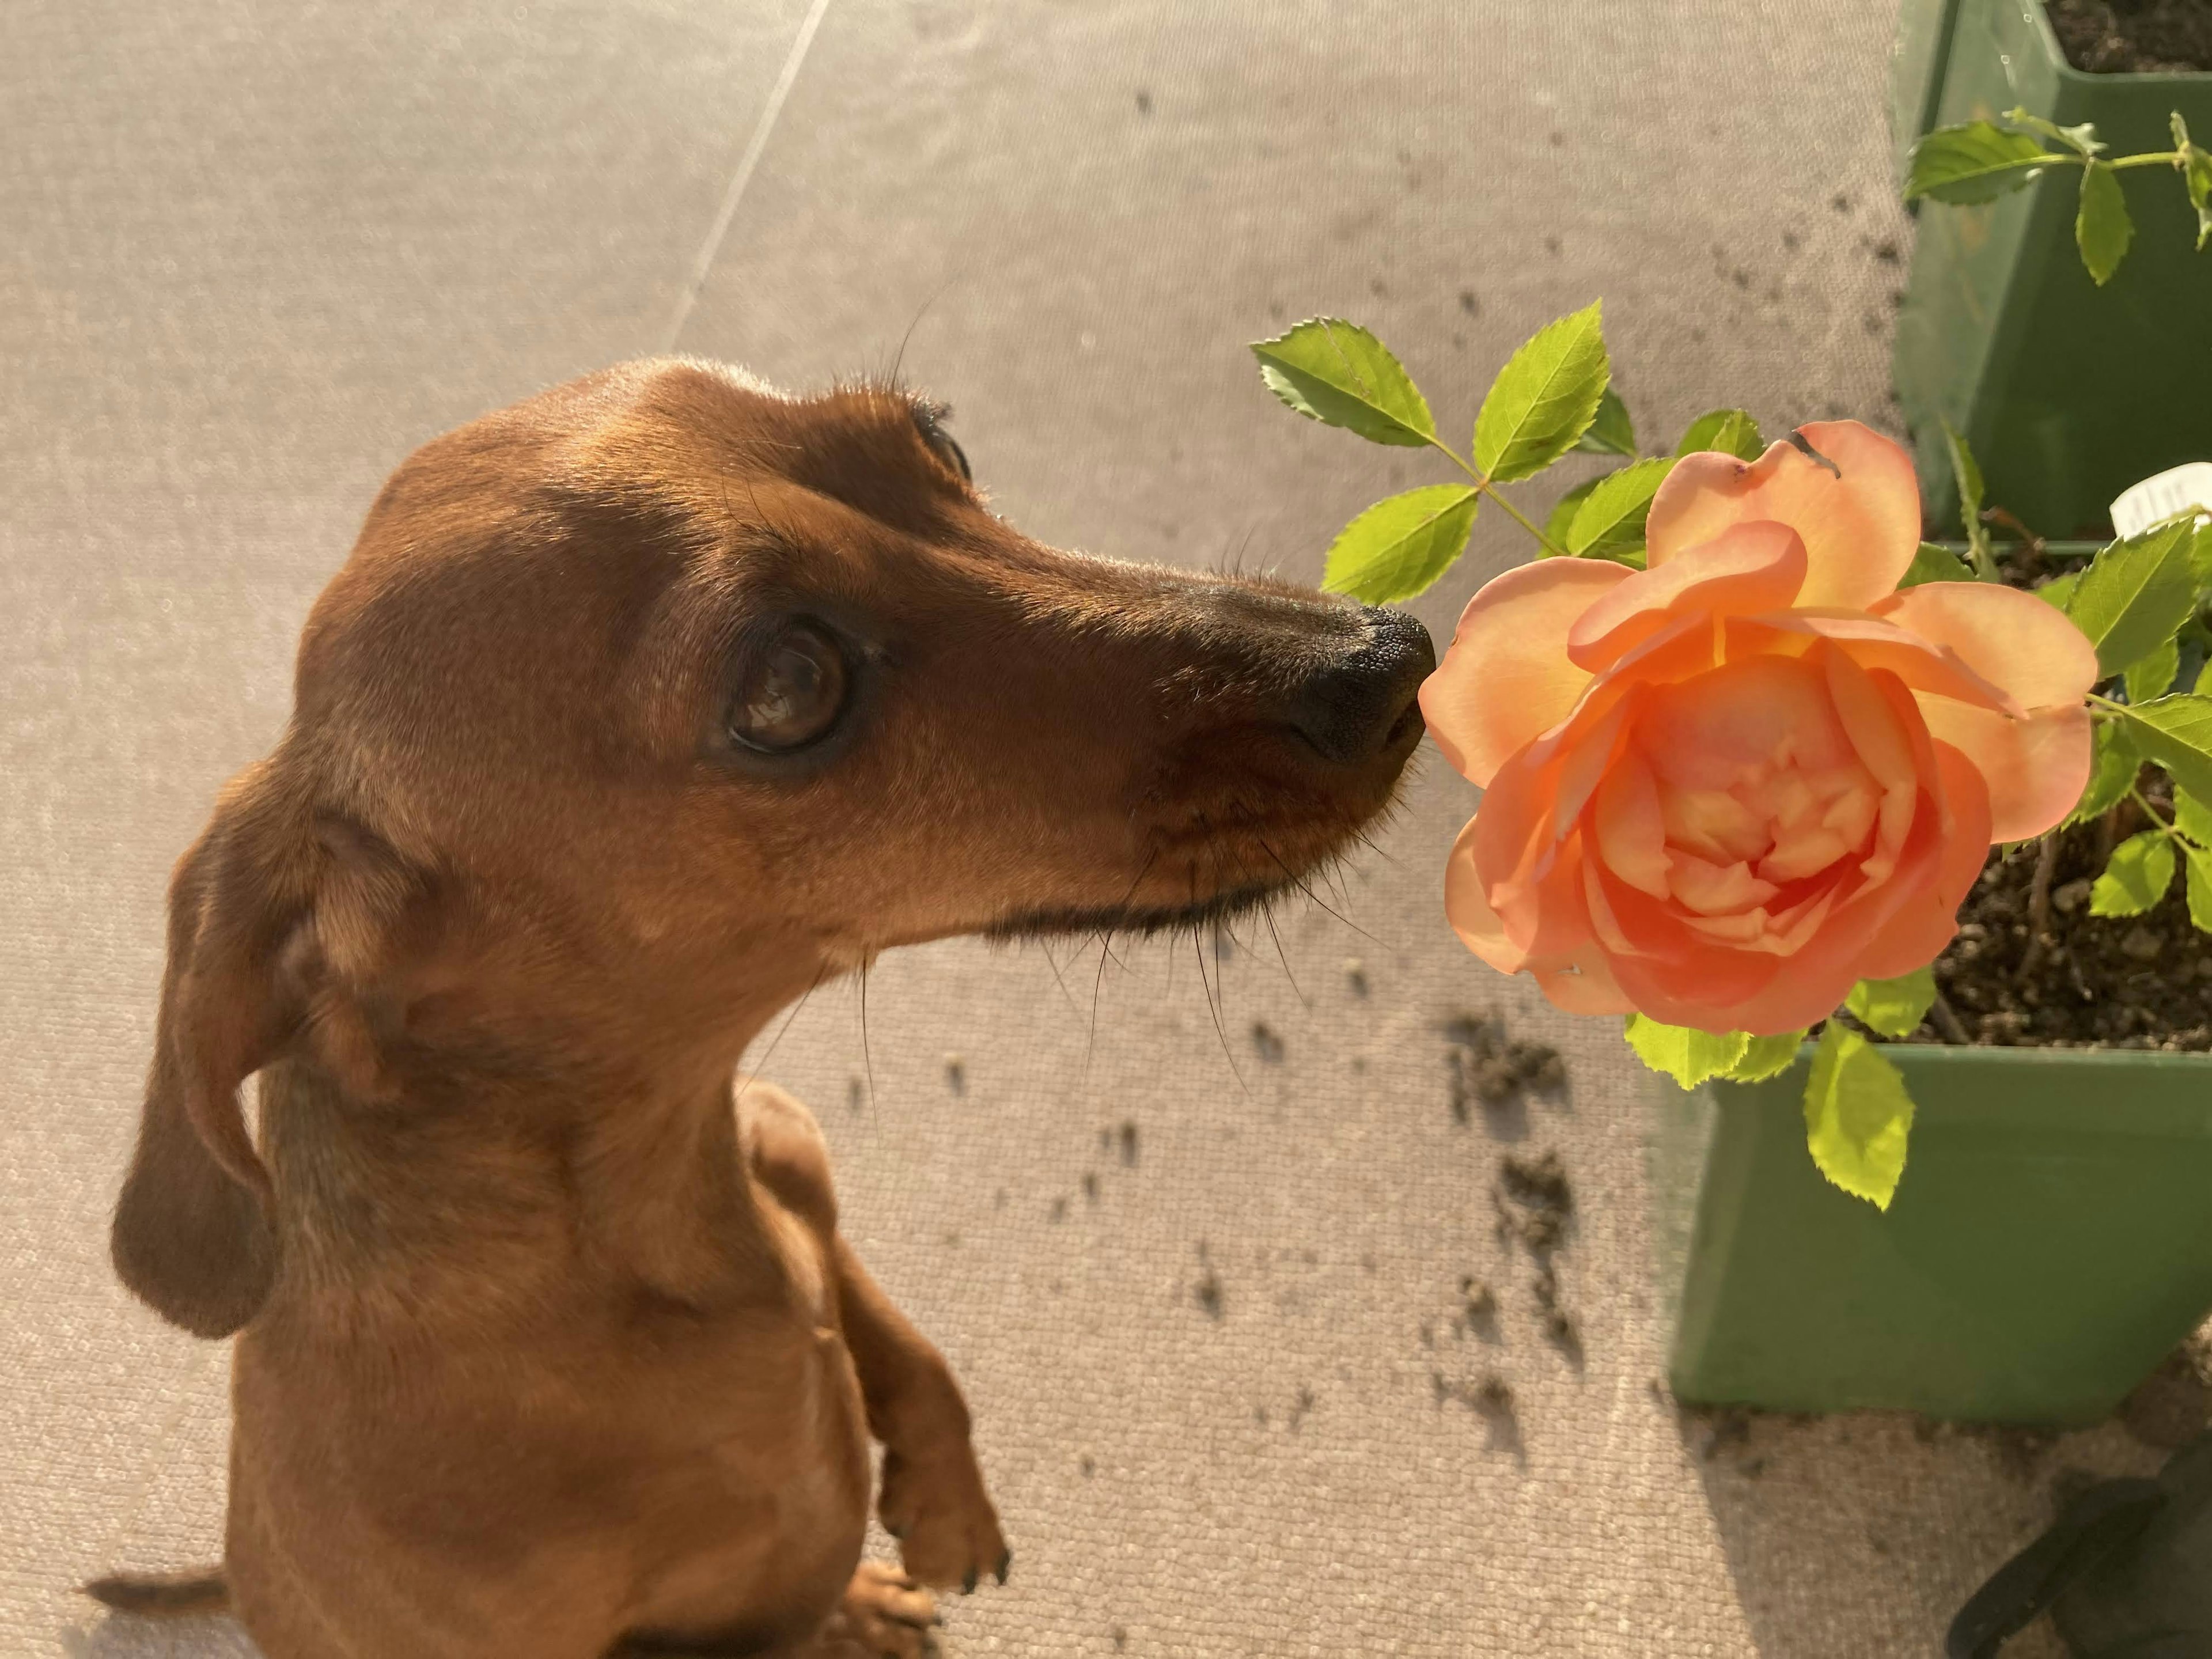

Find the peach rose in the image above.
[{"left": 1418, "top": 422, "right": 2098, "bottom": 1036}]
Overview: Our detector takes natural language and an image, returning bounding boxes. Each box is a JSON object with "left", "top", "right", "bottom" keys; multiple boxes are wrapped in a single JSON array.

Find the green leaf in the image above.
[
  {"left": 1802, "top": 1025, "right": 1915, "bottom": 1211},
  {"left": 2176, "top": 112, "right": 2212, "bottom": 252},
  {"left": 1846, "top": 968, "right": 1937, "bottom": 1039},
  {"left": 2005, "top": 107, "right": 2105, "bottom": 158},
  {"left": 1676, "top": 408, "right": 1764, "bottom": 461},
  {"left": 2066, "top": 719, "right": 2141, "bottom": 827},
  {"left": 2186, "top": 841, "right": 2212, "bottom": 932},
  {"left": 2038, "top": 571, "right": 2082, "bottom": 610},
  {"left": 1623, "top": 1016, "right": 1748, "bottom": 1090},
  {"left": 2126, "top": 637, "right": 2181, "bottom": 704},
  {"left": 2077, "top": 161, "right": 2134, "bottom": 286},
  {"left": 1566, "top": 457, "right": 1674, "bottom": 556},
  {"left": 2066, "top": 520, "right": 2199, "bottom": 677},
  {"left": 1474, "top": 301, "right": 1611, "bottom": 484},
  {"left": 1899, "top": 542, "right": 1977, "bottom": 587},
  {"left": 2089, "top": 829, "right": 2176, "bottom": 918},
  {"left": 2191, "top": 522, "right": 2212, "bottom": 588},
  {"left": 1725, "top": 1031, "right": 1806, "bottom": 1082},
  {"left": 1574, "top": 386, "right": 1637, "bottom": 457},
  {"left": 1906, "top": 120, "right": 2056, "bottom": 205},
  {"left": 1251, "top": 320, "right": 1436, "bottom": 448},
  {"left": 1544, "top": 475, "right": 1603, "bottom": 551},
  {"left": 1319, "top": 485, "right": 1478, "bottom": 604},
  {"left": 2173, "top": 788, "right": 2212, "bottom": 847},
  {"left": 2116, "top": 694, "right": 2212, "bottom": 806}
]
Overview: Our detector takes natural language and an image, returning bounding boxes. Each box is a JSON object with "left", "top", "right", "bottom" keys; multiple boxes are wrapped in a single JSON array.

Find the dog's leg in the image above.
[
  {"left": 740, "top": 1080, "right": 1007, "bottom": 1597},
  {"left": 832, "top": 1238, "right": 1009, "bottom": 1596}
]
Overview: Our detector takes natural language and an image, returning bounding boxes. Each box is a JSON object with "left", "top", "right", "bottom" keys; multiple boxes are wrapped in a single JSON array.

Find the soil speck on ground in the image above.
[
  {"left": 1342, "top": 956, "right": 1369, "bottom": 995},
  {"left": 1048, "top": 1196, "right": 1067, "bottom": 1222},
  {"left": 2047, "top": 0, "right": 2212, "bottom": 72},
  {"left": 1119, "top": 1120, "right": 1139, "bottom": 1164},
  {"left": 1134, "top": 88, "right": 1152, "bottom": 113},
  {"left": 1444, "top": 1012, "right": 1564, "bottom": 1123},
  {"left": 1250, "top": 1020, "right": 1285, "bottom": 1062},
  {"left": 943, "top": 1054, "right": 965, "bottom": 1093},
  {"left": 1082, "top": 1171, "right": 1100, "bottom": 1203}
]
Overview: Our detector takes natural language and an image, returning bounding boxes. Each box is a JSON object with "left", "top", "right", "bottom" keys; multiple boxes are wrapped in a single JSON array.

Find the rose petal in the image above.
[
  {"left": 1419, "top": 558, "right": 1630, "bottom": 787},
  {"left": 1853, "top": 741, "right": 1993, "bottom": 980},
  {"left": 1872, "top": 579, "right": 2101, "bottom": 711},
  {"left": 1444, "top": 815, "right": 1526, "bottom": 972},
  {"left": 1590, "top": 749, "right": 1671, "bottom": 897},
  {"left": 1646, "top": 420, "right": 1922, "bottom": 609},
  {"left": 1726, "top": 611, "right": 2021, "bottom": 715},
  {"left": 1565, "top": 520, "right": 1808, "bottom": 672},
  {"left": 1911, "top": 700, "right": 2092, "bottom": 844}
]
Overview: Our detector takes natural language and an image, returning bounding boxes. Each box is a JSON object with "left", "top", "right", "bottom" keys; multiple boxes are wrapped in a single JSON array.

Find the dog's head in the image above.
[{"left": 113, "top": 358, "right": 1431, "bottom": 1334}]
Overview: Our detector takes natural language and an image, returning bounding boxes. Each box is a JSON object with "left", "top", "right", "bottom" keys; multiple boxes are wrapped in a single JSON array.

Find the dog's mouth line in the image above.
[{"left": 982, "top": 879, "right": 1295, "bottom": 944}]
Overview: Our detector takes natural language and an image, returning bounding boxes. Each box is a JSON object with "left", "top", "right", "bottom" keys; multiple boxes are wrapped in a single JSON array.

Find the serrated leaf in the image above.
[
  {"left": 1802, "top": 1025, "right": 1915, "bottom": 1211},
  {"left": 1726, "top": 1031, "right": 1806, "bottom": 1082},
  {"left": 1544, "top": 475, "right": 1603, "bottom": 551},
  {"left": 2186, "top": 841, "right": 2212, "bottom": 931},
  {"left": 2173, "top": 789, "right": 2212, "bottom": 847},
  {"left": 2066, "top": 719, "right": 2141, "bottom": 827},
  {"left": 2116, "top": 694, "right": 2212, "bottom": 806},
  {"left": 1574, "top": 386, "right": 1637, "bottom": 457},
  {"left": 2126, "top": 637, "right": 2182, "bottom": 704},
  {"left": 2191, "top": 523, "right": 2212, "bottom": 588},
  {"left": 1623, "top": 1016, "right": 1748, "bottom": 1090},
  {"left": 1566, "top": 457, "right": 1673, "bottom": 556},
  {"left": 1319, "top": 485, "right": 1478, "bottom": 604},
  {"left": 1899, "top": 542, "right": 1976, "bottom": 588},
  {"left": 2077, "top": 161, "right": 2134, "bottom": 286},
  {"left": 2038, "top": 571, "right": 2081, "bottom": 610},
  {"left": 1676, "top": 408, "right": 1764, "bottom": 461},
  {"left": 2005, "top": 107, "right": 2105, "bottom": 158},
  {"left": 1474, "top": 301, "right": 1611, "bottom": 484},
  {"left": 2066, "top": 520, "right": 2199, "bottom": 676},
  {"left": 2089, "top": 829, "right": 2176, "bottom": 917},
  {"left": 1906, "top": 121, "right": 2056, "bottom": 205},
  {"left": 1251, "top": 319, "right": 1436, "bottom": 447},
  {"left": 1846, "top": 968, "right": 1937, "bottom": 1039}
]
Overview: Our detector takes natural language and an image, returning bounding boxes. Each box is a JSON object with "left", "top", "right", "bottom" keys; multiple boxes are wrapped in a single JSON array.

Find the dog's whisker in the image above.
[
  {"left": 1259, "top": 902, "right": 1309, "bottom": 1009},
  {"left": 1253, "top": 834, "right": 1378, "bottom": 944},
  {"left": 857, "top": 959, "right": 880, "bottom": 1111},
  {"left": 740, "top": 961, "right": 832, "bottom": 1109}
]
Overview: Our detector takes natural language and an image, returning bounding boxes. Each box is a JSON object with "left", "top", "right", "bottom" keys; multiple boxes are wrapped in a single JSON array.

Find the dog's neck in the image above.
[{"left": 253, "top": 1033, "right": 789, "bottom": 1338}]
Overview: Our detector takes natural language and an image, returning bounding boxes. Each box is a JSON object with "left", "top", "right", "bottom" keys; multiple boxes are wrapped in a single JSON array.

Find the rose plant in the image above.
[
  {"left": 1255, "top": 305, "right": 2212, "bottom": 1209},
  {"left": 1907, "top": 105, "right": 2212, "bottom": 285}
]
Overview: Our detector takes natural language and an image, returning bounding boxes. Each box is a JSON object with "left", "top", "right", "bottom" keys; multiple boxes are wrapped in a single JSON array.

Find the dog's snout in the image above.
[{"left": 1287, "top": 607, "right": 1435, "bottom": 764}]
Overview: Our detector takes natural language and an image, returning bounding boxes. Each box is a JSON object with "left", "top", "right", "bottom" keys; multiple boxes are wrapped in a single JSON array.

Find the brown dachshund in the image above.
[{"left": 87, "top": 358, "right": 1431, "bottom": 1657}]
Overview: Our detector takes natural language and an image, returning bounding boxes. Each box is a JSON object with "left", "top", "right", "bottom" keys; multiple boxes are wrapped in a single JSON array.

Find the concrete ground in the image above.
[{"left": 1, "top": 2, "right": 2179, "bottom": 1654}]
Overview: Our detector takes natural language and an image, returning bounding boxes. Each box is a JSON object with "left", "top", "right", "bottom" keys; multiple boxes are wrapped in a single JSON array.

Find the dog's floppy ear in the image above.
[{"left": 111, "top": 768, "right": 309, "bottom": 1338}]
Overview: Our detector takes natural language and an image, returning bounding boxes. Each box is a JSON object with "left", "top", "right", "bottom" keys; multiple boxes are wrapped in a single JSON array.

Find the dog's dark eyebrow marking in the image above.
[
  {"left": 1787, "top": 429, "right": 1841, "bottom": 478},
  {"left": 910, "top": 400, "right": 972, "bottom": 483}
]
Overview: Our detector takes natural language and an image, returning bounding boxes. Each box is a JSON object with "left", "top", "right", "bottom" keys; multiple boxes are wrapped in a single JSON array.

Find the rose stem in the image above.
[
  {"left": 2018, "top": 833, "right": 2060, "bottom": 982},
  {"left": 1930, "top": 988, "right": 1973, "bottom": 1046}
]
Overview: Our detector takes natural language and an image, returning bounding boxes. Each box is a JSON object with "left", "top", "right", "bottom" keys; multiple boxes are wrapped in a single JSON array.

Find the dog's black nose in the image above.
[{"left": 1288, "top": 607, "right": 1435, "bottom": 763}]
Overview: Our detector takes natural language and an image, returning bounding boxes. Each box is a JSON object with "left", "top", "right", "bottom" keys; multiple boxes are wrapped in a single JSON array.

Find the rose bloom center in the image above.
[{"left": 1591, "top": 656, "right": 1906, "bottom": 954}]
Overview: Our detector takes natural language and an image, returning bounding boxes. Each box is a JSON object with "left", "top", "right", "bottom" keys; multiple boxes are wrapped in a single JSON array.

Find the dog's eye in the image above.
[{"left": 729, "top": 622, "right": 848, "bottom": 753}]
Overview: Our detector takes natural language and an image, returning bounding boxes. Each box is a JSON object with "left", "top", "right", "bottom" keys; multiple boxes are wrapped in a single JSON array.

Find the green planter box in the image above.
[
  {"left": 1653, "top": 1044, "right": 2212, "bottom": 1425},
  {"left": 1888, "top": 0, "right": 1965, "bottom": 188},
  {"left": 1889, "top": 0, "right": 2212, "bottom": 538}
]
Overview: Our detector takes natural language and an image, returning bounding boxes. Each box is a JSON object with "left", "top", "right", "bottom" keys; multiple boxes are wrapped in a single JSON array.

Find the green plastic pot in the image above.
[
  {"left": 1888, "top": 0, "right": 1965, "bottom": 188},
  {"left": 1889, "top": 0, "right": 2212, "bottom": 539},
  {"left": 1653, "top": 1044, "right": 2212, "bottom": 1425}
]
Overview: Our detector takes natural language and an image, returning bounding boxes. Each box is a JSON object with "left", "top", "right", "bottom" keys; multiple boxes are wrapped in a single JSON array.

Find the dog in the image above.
[{"left": 87, "top": 357, "right": 1432, "bottom": 1657}]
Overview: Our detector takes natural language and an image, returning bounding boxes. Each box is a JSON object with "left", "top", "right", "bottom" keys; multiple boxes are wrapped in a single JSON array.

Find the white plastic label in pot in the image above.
[{"left": 2111, "top": 463, "right": 2212, "bottom": 539}]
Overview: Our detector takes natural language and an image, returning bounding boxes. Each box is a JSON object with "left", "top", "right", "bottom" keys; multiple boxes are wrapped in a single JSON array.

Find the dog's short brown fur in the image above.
[{"left": 91, "top": 359, "right": 1431, "bottom": 1657}]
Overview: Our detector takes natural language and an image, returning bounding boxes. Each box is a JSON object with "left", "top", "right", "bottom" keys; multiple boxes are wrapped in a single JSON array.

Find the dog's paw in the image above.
[
  {"left": 877, "top": 1445, "right": 1011, "bottom": 1596},
  {"left": 809, "top": 1561, "right": 940, "bottom": 1659}
]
